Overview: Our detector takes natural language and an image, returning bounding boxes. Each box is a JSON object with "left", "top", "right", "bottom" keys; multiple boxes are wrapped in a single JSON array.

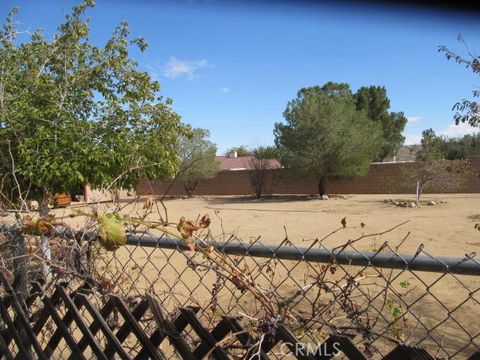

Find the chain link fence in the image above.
[{"left": 1, "top": 213, "right": 480, "bottom": 359}]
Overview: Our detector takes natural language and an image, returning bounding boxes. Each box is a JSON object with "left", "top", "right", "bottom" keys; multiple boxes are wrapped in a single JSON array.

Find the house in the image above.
[
  {"left": 381, "top": 145, "right": 421, "bottom": 163},
  {"left": 216, "top": 151, "right": 282, "bottom": 171}
]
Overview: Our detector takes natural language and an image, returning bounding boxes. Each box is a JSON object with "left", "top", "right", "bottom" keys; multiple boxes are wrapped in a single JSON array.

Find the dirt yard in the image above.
[
  {"left": 4, "top": 193, "right": 478, "bottom": 256},
  {"left": 84, "top": 193, "right": 479, "bottom": 257}
]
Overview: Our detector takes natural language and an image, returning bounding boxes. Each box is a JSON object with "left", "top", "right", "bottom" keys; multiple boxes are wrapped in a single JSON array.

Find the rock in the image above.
[
  {"left": 384, "top": 199, "right": 390, "bottom": 204},
  {"left": 393, "top": 201, "right": 400, "bottom": 206},
  {"left": 408, "top": 202, "right": 416, "bottom": 208},
  {"left": 321, "top": 194, "right": 329, "bottom": 200},
  {"left": 427, "top": 200, "right": 436, "bottom": 206}
]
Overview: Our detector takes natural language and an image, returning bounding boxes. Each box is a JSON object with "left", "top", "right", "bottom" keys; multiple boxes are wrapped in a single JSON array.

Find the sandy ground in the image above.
[
  {"left": 4, "top": 193, "right": 479, "bottom": 255},
  {"left": 84, "top": 193, "right": 480, "bottom": 256},
  {"left": 2, "top": 193, "right": 479, "bottom": 358}
]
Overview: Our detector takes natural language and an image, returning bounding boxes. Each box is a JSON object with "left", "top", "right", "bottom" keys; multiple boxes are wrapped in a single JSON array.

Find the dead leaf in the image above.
[
  {"left": 22, "top": 215, "right": 55, "bottom": 235},
  {"left": 143, "top": 197, "right": 155, "bottom": 211},
  {"left": 176, "top": 214, "right": 211, "bottom": 251}
]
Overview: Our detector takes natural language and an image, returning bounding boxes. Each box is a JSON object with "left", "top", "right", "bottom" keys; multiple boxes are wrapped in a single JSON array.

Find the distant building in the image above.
[
  {"left": 216, "top": 151, "right": 282, "bottom": 171},
  {"left": 381, "top": 145, "right": 421, "bottom": 163}
]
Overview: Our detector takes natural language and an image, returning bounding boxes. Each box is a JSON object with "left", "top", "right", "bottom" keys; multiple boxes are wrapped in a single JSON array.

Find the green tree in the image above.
[
  {"left": 274, "top": 83, "right": 383, "bottom": 196},
  {"left": 0, "top": 2, "right": 186, "bottom": 215},
  {"left": 354, "top": 86, "right": 408, "bottom": 160},
  {"left": 252, "top": 145, "right": 279, "bottom": 160},
  {"left": 177, "top": 128, "right": 218, "bottom": 197},
  {"left": 439, "top": 35, "right": 480, "bottom": 127},
  {"left": 440, "top": 133, "right": 480, "bottom": 160},
  {"left": 416, "top": 129, "right": 444, "bottom": 162}
]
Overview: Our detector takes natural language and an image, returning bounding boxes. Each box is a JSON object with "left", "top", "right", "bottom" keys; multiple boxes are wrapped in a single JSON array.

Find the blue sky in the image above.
[{"left": 2, "top": 0, "right": 480, "bottom": 154}]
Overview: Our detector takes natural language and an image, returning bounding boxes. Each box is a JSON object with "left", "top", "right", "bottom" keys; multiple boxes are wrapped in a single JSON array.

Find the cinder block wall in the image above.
[{"left": 136, "top": 156, "right": 480, "bottom": 196}]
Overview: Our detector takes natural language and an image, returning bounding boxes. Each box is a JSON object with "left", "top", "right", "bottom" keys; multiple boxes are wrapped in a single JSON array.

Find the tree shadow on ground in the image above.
[{"left": 205, "top": 194, "right": 329, "bottom": 205}]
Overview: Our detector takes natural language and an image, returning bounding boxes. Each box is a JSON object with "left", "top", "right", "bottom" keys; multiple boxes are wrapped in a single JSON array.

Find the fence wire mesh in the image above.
[{"left": 1, "top": 206, "right": 479, "bottom": 359}]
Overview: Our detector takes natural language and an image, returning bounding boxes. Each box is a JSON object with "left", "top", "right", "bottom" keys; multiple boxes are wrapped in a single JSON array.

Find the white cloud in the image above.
[
  {"left": 407, "top": 116, "right": 422, "bottom": 125},
  {"left": 219, "top": 87, "right": 230, "bottom": 93},
  {"left": 439, "top": 122, "right": 479, "bottom": 138},
  {"left": 404, "top": 134, "right": 422, "bottom": 145},
  {"left": 163, "top": 57, "right": 212, "bottom": 79}
]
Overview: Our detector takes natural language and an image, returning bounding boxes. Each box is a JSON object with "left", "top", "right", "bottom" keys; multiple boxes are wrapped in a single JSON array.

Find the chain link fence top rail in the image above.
[{"left": 1, "top": 212, "right": 480, "bottom": 359}]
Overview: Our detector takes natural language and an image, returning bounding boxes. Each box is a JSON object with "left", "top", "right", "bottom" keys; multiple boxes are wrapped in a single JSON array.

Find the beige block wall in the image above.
[{"left": 136, "top": 156, "right": 480, "bottom": 197}]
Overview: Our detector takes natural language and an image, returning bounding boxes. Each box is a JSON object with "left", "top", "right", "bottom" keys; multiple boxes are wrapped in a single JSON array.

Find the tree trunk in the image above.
[
  {"left": 416, "top": 181, "right": 420, "bottom": 205},
  {"left": 254, "top": 172, "right": 264, "bottom": 199},
  {"left": 185, "top": 184, "right": 193, "bottom": 198},
  {"left": 417, "top": 182, "right": 423, "bottom": 205},
  {"left": 185, "top": 181, "right": 198, "bottom": 198},
  {"left": 318, "top": 177, "right": 327, "bottom": 197}
]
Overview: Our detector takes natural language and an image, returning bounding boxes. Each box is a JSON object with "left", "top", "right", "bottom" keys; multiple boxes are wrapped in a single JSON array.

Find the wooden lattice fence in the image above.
[{"left": 1, "top": 277, "right": 480, "bottom": 359}]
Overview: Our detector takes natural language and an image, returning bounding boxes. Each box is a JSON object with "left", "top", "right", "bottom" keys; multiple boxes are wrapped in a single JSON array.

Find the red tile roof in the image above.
[{"left": 216, "top": 156, "right": 282, "bottom": 171}]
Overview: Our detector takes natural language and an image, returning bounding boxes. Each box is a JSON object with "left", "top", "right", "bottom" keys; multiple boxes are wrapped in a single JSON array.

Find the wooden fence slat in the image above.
[
  {"left": 275, "top": 325, "right": 316, "bottom": 360},
  {"left": 43, "top": 283, "right": 92, "bottom": 355},
  {"left": 225, "top": 316, "right": 269, "bottom": 360},
  {"left": 467, "top": 352, "right": 480, "bottom": 360},
  {"left": 0, "top": 331, "right": 15, "bottom": 360},
  {"left": 55, "top": 287, "right": 108, "bottom": 360},
  {"left": 110, "top": 295, "right": 163, "bottom": 360},
  {"left": 32, "top": 287, "right": 62, "bottom": 336},
  {"left": 137, "top": 297, "right": 200, "bottom": 359},
  {"left": 179, "top": 307, "right": 230, "bottom": 360},
  {"left": 144, "top": 305, "right": 200, "bottom": 351},
  {"left": 40, "top": 291, "right": 87, "bottom": 360},
  {"left": 76, "top": 297, "right": 116, "bottom": 352},
  {"left": 383, "top": 344, "right": 435, "bottom": 360},
  {"left": 103, "top": 298, "right": 149, "bottom": 358},
  {"left": 253, "top": 330, "right": 278, "bottom": 355},
  {"left": 135, "top": 295, "right": 196, "bottom": 360},
  {"left": 193, "top": 317, "right": 232, "bottom": 358},
  {"left": 153, "top": 318, "right": 196, "bottom": 360},
  {"left": 0, "top": 275, "right": 46, "bottom": 360},
  {"left": 0, "top": 300, "right": 32, "bottom": 360},
  {"left": 45, "top": 300, "right": 76, "bottom": 354},
  {"left": 0, "top": 285, "right": 41, "bottom": 346},
  {"left": 310, "top": 335, "right": 340, "bottom": 360},
  {"left": 75, "top": 293, "right": 131, "bottom": 360},
  {"left": 323, "top": 335, "right": 367, "bottom": 360}
]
